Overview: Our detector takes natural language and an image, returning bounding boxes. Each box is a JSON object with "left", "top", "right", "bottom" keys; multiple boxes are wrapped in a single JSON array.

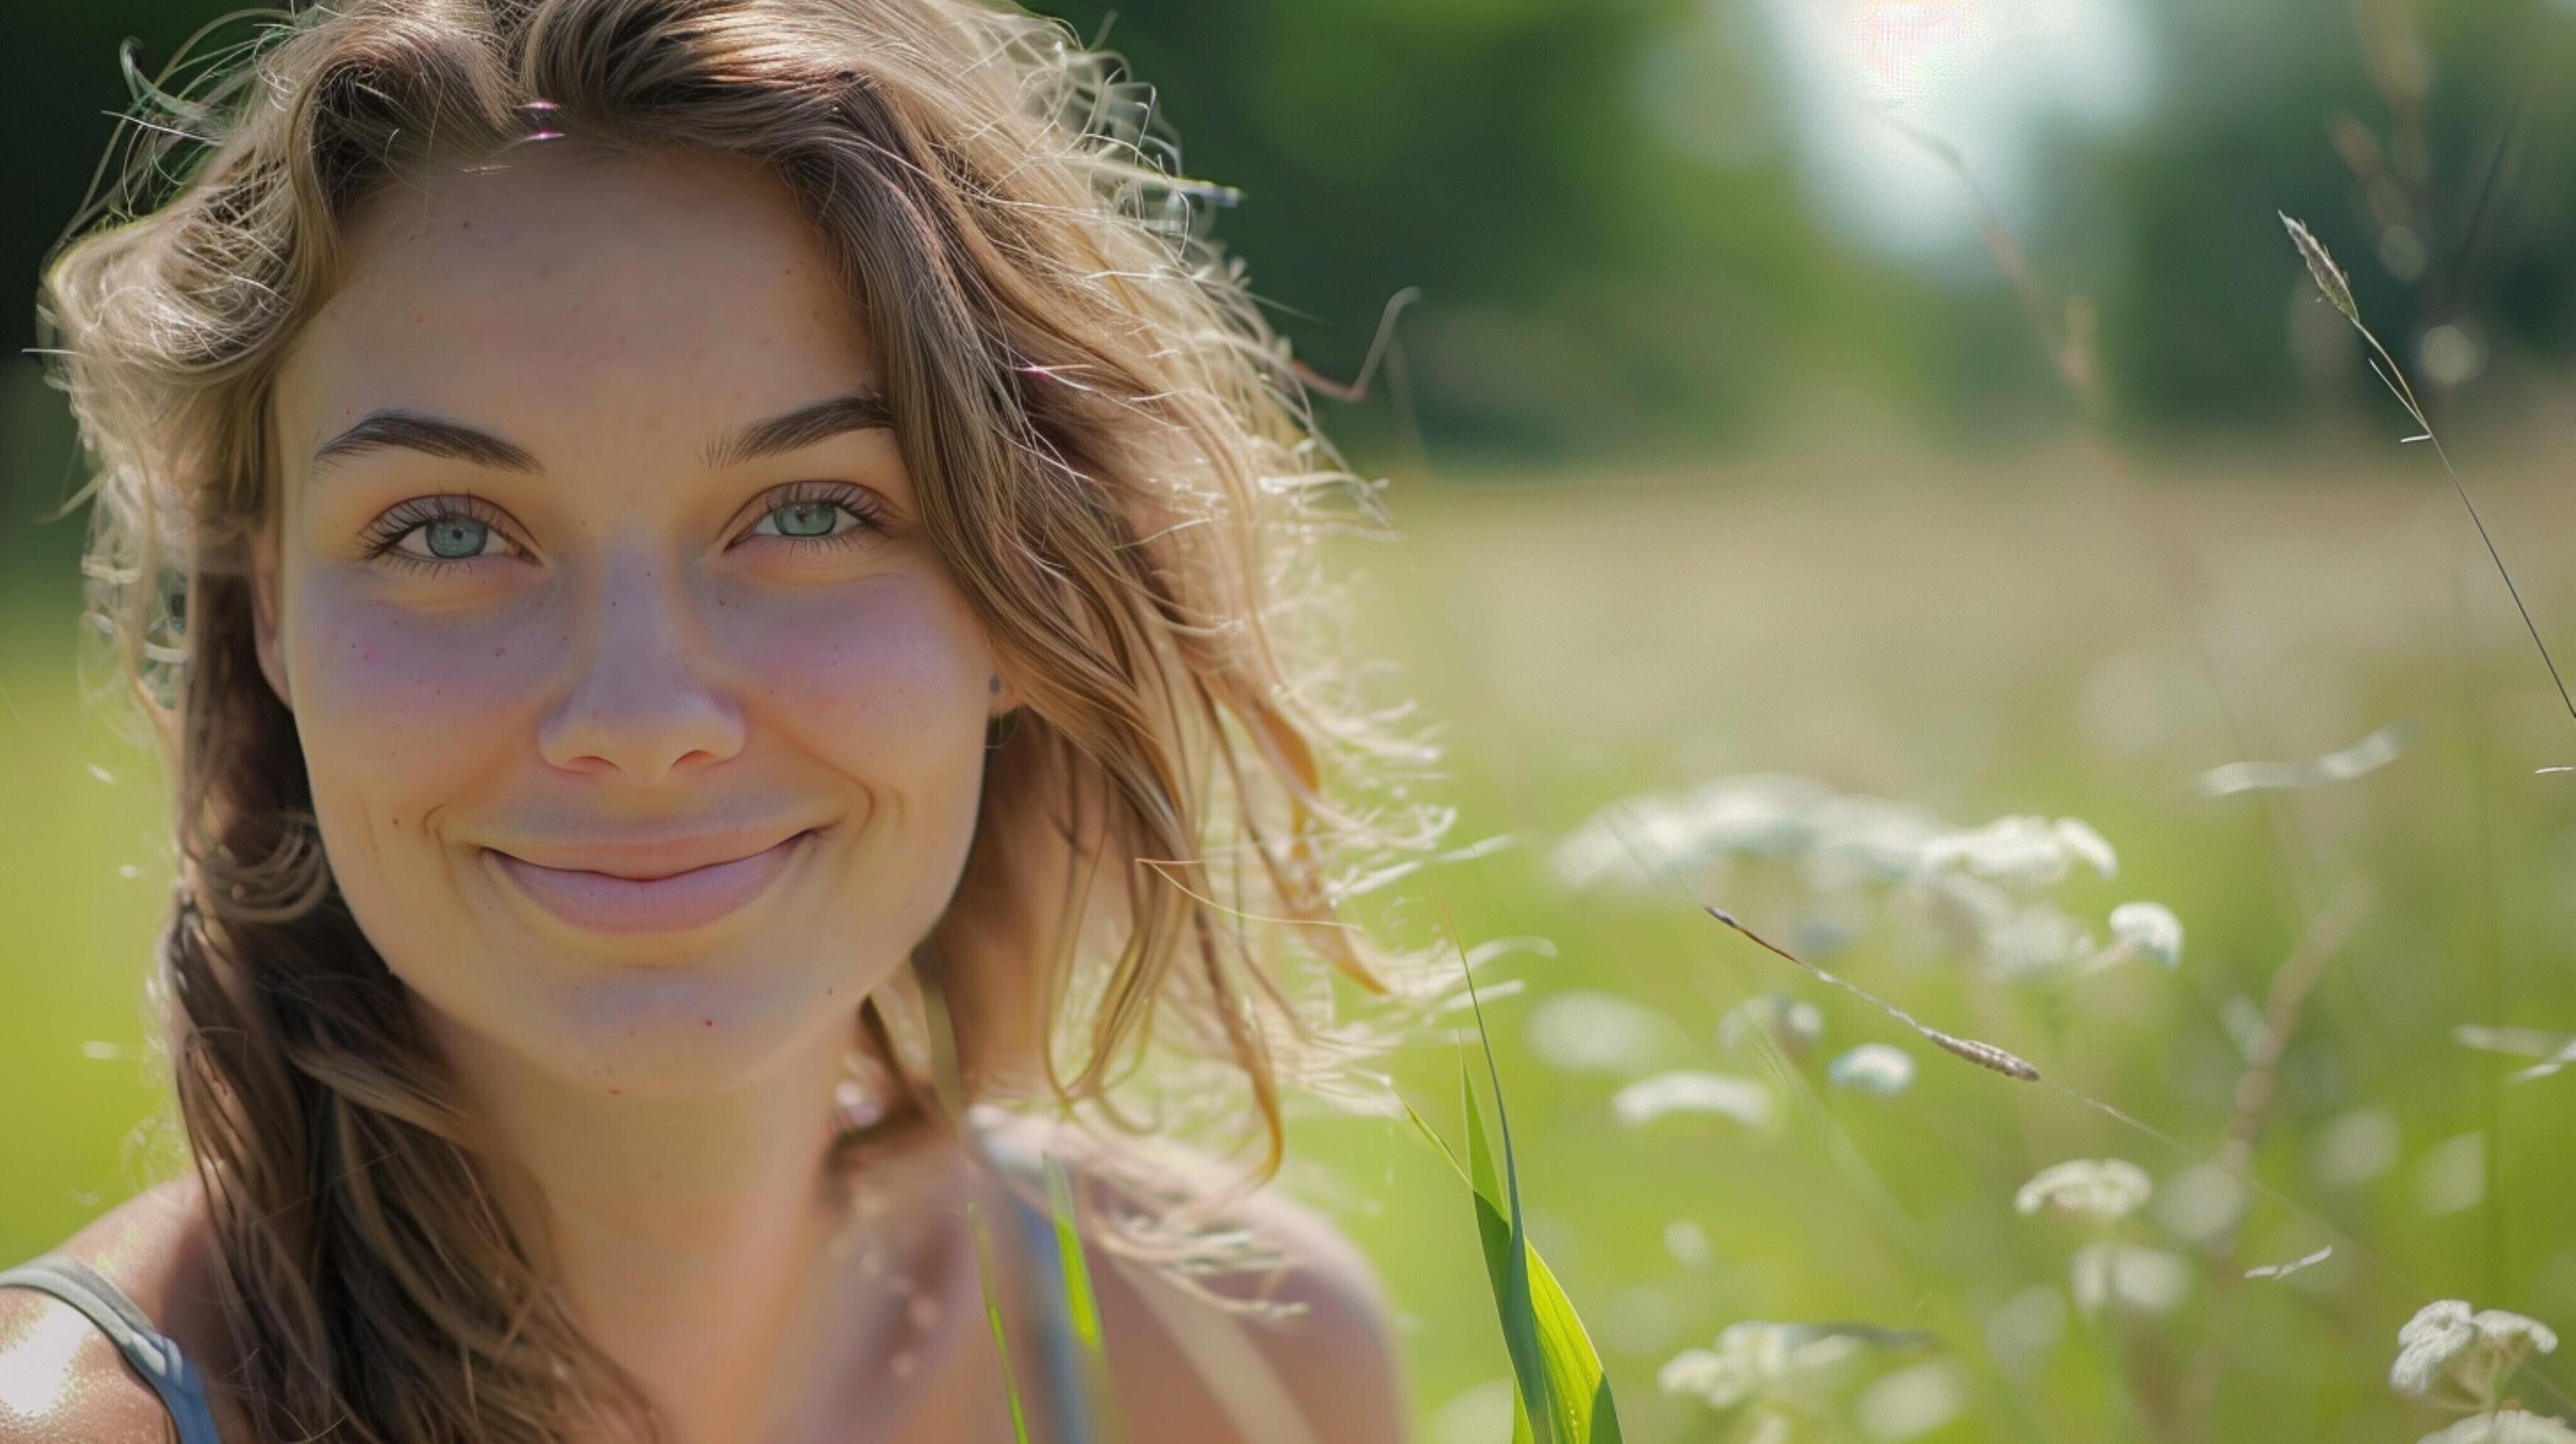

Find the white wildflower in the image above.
[
  {"left": 2392, "top": 1300, "right": 2559, "bottom": 1405},
  {"left": 2244, "top": 1247, "right": 2334, "bottom": 1281},
  {"left": 2452, "top": 1023, "right": 2576, "bottom": 1083},
  {"left": 2152, "top": 1163, "right": 2248, "bottom": 1244},
  {"left": 1524, "top": 990, "right": 1674, "bottom": 1076},
  {"left": 1855, "top": 1361, "right": 1965, "bottom": 1441},
  {"left": 1671, "top": 775, "right": 1839, "bottom": 856},
  {"left": 2106, "top": 901, "right": 2184, "bottom": 969},
  {"left": 1828, "top": 1043, "right": 1917, "bottom": 1095},
  {"left": 2313, "top": 1107, "right": 2401, "bottom": 1186},
  {"left": 1719, "top": 992, "right": 1824, "bottom": 1059},
  {"left": 2052, "top": 818, "right": 2119, "bottom": 879},
  {"left": 1664, "top": 1219, "right": 1714, "bottom": 1269},
  {"left": 2068, "top": 1241, "right": 2191, "bottom": 1317},
  {"left": 2396, "top": 1303, "right": 2483, "bottom": 1397},
  {"left": 1984, "top": 1285, "right": 2067, "bottom": 1364},
  {"left": 1658, "top": 1344, "right": 1761, "bottom": 1411},
  {"left": 1551, "top": 774, "right": 1837, "bottom": 891},
  {"left": 1612, "top": 1071, "right": 1775, "bottom": 1129},
  {"left": 2510, "top": 1045, "right": 2576, "bottom": 1084},
  {"left": 1803, "top": 794, "right": 1949, "bottom": 888},
  {"left": 2016, "top": 1159, "right": 2152, "bottom": 1222},
  {"left": 2415, "top": 1133, "right": 2489, "bottom": 1217},
  {"left": 1557, "top": 777, "right": 2151, "bottom": 985},
  {"left": 1920, "top": 816, "right": 2053, "bottom": 883},
  {"left": 1982, "top": 903, "right": 2088, "bottom": 980},
  {"left": 1912, "top": 869, "right": 2016, "bottom": 940},
  {"left": 1657, "top": 1322, "right": 1864, "bottom": 1410},
  {"left": 2195, "top": 721, "right": 2407, "bottom": 796},
  {"left": 1431, "top": 1380, "right": 1516, "bottom": 1444},
  {"left": 2417, "top": 1409, "right": 2576, "bottom": 1444},
  {"left": 1603, "top": 1284, "right": 1684, "bottom": 1356},
  {"left": 2452, "top": 1024, "right": 2567, "bottom": 1059}
]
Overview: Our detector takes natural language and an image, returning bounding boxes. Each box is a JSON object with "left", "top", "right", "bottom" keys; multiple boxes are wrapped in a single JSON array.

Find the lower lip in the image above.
[{"left": 488, "top": 834, "right": 810, "bottom": 936}]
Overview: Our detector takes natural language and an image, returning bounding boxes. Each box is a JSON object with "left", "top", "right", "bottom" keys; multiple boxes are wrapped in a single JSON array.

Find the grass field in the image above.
[{"left": 12, "top": 410, "right": 2576, "bottom": 1440}]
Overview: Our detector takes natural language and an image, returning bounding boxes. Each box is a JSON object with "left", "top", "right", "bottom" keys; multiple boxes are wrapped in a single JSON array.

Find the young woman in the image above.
[{"left": 0, "top": 1, "right": 1435, "bottom": 1439}]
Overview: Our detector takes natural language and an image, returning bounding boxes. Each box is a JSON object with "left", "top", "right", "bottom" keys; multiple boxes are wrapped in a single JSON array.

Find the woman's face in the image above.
[{"left": 255, "top": 145, "right": 1005, "bottom": 1096}]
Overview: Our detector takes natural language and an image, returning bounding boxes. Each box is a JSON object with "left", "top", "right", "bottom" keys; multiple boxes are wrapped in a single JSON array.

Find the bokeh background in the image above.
[{"left": 10, "top": 1, "right": 2576, "bottom": 1440}]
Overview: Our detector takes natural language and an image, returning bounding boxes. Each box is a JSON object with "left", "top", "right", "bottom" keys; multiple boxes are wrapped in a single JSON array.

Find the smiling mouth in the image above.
[{"left": 485, "top": 831, "right": 815, "bottom": 936}]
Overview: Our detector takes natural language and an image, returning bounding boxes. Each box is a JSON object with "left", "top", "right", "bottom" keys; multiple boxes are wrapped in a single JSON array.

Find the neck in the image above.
[{"left": 424, "top": 1012, "right": 957, "bottom": 1442}]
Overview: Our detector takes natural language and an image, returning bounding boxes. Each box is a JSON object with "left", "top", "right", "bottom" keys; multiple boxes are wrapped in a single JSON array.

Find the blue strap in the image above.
[
  {"left": 1009, "top": 1190, "right": 1102, "bottom": 1444},
  {"left": 0, "top": 1255, "right": 222, "bottom": 1443}
]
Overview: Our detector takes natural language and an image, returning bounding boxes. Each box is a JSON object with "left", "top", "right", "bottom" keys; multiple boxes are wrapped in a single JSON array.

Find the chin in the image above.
[{"left": 420, "top": 934, "right": 892, "bottom": 1097}]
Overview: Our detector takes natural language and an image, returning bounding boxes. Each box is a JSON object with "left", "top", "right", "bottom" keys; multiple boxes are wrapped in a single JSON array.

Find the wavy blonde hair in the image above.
[{"left": 44, "top": 1, "right": 1438, "bottom": 1437}]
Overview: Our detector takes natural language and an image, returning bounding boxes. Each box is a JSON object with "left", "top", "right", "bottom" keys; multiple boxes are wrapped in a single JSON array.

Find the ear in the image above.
[
  {"left": 985, "top": 667, "right": 1017, "bottom": 718},
  {"left": 249, "top": 526, "right": 293, "bottom": 712}
]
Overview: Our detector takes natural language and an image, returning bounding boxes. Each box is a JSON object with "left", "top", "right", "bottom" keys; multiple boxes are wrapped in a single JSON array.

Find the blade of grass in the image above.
[
  {"left": 1404, "top": 1100, "right": 1623, "bottom": 1444},
  {"left": 1434, "top": 892, "right": 1626, "bottom": 1444},
  {"left": 1043, "top": 1150, "right": 1127, "bottom": 1442},
  {"left": 1461, "top": 1051, "right": 1552, "bottom": 1444},
  {"left": 920, "top": 963, "right": 1035, "bottom": 1444}
]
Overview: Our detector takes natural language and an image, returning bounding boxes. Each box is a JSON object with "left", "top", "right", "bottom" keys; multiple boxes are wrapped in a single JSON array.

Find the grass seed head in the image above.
[{"left": 2280, "top": 212, "right": 2360, "bottom": 325}]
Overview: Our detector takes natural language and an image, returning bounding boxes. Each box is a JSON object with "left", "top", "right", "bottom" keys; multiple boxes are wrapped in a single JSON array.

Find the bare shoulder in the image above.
[
  {"left": 0, "top": 1175, "right": 229, "bottom": 1443},
  {"left": 986, "top": 1116, "right": 1408, "bottom": 1444},
  {"left": 1156, "top": 1173, "right": 1408, "bottom": 1440}
]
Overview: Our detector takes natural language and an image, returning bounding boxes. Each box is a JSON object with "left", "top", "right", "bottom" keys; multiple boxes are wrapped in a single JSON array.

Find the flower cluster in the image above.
[
  {"left": 1659, "top": 1320, "right": 1937, "bottom": 1439},
  {"left": 2391, "top": 1300, "right": 2559, "bottom": 1412},
  {"left": 2015, "top": 1159, "right": 2152, "bottom": 1222},
  {"left": 1551, "top": 774, "right": 2181, "bottom": 982}
]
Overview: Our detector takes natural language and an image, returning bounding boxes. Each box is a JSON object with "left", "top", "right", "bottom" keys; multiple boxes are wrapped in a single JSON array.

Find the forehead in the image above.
[{"left": 275, "top": 144, "right": 876, "bottom": 463}]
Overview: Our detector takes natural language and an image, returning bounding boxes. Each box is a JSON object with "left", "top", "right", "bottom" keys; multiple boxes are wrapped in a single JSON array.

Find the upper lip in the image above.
[{"left": 485, "top": 825, "right": 815, "bottom": 881}]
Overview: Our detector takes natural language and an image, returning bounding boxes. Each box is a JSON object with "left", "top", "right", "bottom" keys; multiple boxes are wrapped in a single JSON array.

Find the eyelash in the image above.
[
  {"left": 735, "top": 481, "right": 890, "bottom": 553},
  {"left": 358, "top": 483, "right": 889, "bottom": 573}
]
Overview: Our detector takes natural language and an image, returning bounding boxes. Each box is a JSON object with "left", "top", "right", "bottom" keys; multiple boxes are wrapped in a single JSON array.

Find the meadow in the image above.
[{"left": 13, "top": 371, "right": 2576, "bottom": 1440}]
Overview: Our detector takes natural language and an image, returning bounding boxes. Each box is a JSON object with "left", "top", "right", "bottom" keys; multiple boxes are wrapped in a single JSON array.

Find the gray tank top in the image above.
[
  {"left": 0, "top": 1254, "right": 221, "bottom": 1443},
  {"left": 0, "top": 1192, "right": 1101, "bottom": 1443}
]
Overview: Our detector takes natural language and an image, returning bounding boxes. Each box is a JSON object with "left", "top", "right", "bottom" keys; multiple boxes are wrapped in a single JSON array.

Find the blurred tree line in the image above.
[{"left": 3, "top": 0, "right": 2572, "bottom": 473}]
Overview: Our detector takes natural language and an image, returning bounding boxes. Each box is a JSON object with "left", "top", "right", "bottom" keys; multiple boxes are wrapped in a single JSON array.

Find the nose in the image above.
[{"left": 537, "top": 550, "right": 746, "bottom": 784}]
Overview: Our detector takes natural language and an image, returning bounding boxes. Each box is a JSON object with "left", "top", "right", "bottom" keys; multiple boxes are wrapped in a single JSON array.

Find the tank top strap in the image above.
[
  {"left": 1002, "top": 1183, "right": 1107, "bottom": 1444},
  {"left": 975, "top": 1123, "right": 1319, "bottom": 1444},
  {"left": 0, "top": 1254, "right": 222, "bottom": 1444}
]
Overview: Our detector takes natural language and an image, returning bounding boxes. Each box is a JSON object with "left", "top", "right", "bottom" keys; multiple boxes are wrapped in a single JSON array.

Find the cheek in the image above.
[
  {"left": 284, "top": 576, "right": 549, "bottom": 834},
  {"left": 723, "top": 575, "right": 993, "bottom": 777}
]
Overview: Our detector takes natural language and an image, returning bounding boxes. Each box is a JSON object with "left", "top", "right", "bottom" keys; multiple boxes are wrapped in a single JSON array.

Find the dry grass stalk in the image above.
[
  {"left": 1702, "top": 906, "right": 2041, "bottom": 1084},
  {"left": 2280, "top": 212, "right": 2360, "bottom": 324},
  {"left": 2277, "top": 211, "right": 2576, "bottom": 729},
  {"left": 2219, "top": 878, "right": 2376, "bottom": 1174}
]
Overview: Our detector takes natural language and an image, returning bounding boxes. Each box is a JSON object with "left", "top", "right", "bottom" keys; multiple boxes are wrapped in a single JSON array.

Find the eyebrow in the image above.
[
  {"left": 308, "top": 391, "right": 896, "bottom": 478},
  {"left": 312, "top": 411, "right": 541, "bottom": 474},
  {"left": 701, "top": 392, "right": 896, "bottom": 470}
]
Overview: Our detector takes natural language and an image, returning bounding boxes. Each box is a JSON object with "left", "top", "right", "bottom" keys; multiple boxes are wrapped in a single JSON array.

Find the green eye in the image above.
[
  {"left": 751, "top": 493, "right": 875, "bottom": 543},
  {"left": 362, "top": 497, "right": 520, "bottom": 569},
  {"left": 418, "top": 517, "right": 494, "bottom": 558},
  {"left": 767, "top": 500, "right": 846, "bottom": 539}
]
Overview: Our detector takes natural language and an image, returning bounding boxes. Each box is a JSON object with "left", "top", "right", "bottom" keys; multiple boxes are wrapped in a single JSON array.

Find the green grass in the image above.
[
  {"left": 14, "top": 430, "right": 2576, "bottom": 1440},
  {"left": 0, "top": 573, "right": 182, "bottom": 1261}
]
